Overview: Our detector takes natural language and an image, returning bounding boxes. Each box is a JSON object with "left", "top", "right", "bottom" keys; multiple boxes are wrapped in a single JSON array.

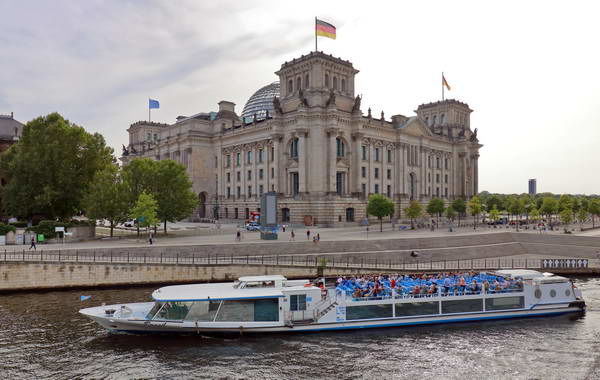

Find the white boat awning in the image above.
[{"left": 152, "top": 282, "right": 285, "bottom": 302}]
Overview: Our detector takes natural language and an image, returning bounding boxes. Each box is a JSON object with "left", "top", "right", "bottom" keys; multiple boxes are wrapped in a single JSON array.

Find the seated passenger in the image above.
[
  {"left": 458, "top": 277, "right": 466, "bottom": 294},
  {"left": 443, "top": 277, "right": 452, "bottom": 295}
]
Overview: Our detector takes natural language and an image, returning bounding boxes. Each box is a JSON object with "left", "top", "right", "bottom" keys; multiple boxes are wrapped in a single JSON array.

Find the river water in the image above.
[{"left": 1, "top": 278, "right": 599, "bottom": 379}]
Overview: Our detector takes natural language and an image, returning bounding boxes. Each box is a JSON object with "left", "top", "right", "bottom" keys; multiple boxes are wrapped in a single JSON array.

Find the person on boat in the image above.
[
  {"left": 413, "top": 285, "right": 420, "bottom": 296},
  {"left": 470, "top": 280, "right": 479, "bottom": 294},
  {"left": 443, "top": 277, "right": 452, "bottom": 295},
  {"left": 483, "top": 280, "right": 490, "bottom": 293},
  {"left": 458, "top": 277, "right": 467, "bottom": 295}
]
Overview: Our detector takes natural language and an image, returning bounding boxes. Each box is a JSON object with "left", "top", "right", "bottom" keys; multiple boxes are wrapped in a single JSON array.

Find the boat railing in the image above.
[{"left": 342, "top": 285, "right": 524, "bottom": 303}]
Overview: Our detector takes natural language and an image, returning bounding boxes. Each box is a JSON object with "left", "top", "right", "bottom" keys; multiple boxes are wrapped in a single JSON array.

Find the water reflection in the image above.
[{"left": 1, "top": 278, "right": 599, "bottom": 379}]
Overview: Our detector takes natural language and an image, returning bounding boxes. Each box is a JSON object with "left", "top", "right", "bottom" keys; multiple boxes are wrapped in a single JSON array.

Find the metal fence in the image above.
[{"left": 2, "top": 249, "right": 589, "bottom": 272}]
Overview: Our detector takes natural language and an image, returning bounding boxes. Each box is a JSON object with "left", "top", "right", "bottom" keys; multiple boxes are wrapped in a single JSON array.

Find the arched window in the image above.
[
  {"left": 290, "top": 138, "right": 299, "bottom": 158},
  {"left": 296, "top": 77, "right": 301, "bottom": 91},
  {"left": 336, "top": 137, "right": 345, "bottom": 157},
  {"left": 341, "top": 78, "right": 346, "bottom": 92},
  {"left": 333, "top": 76, "right": 338, "bottom": 90},
  {"left": 304, "top": 74, "right": 309, "bottom": 89},
  {"left": 325, "top": 74, "right": 329, "bottom": 88},
  {"left": 288, "top": 79, "right": 293, "bottom": 95},
  {"left": 440, "top": 113, "right": 445, "bottom": 124}
]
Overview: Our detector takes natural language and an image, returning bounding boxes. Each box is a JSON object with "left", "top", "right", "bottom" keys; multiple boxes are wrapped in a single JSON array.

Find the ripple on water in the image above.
[{"left": 0, "top": 278, "right": 599, "bottom": 379}]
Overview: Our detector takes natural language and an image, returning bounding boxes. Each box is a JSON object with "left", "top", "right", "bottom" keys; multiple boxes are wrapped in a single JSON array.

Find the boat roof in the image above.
[
  {"left": 495, "top": 269, "right": 544, "bottom": 280},
  {"left": 152, "top": 282, "right": 285, "bottom": 302},
  {"left": 238, "top": 275, "right": 286, "bottom": 282}
]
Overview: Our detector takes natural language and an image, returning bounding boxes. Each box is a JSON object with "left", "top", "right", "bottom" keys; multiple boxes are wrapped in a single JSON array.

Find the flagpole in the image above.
[
  {"left": 442, "top": 72, "right": 445, "bottom": 101},
  {"left": 315, "top": 17, "right": 318, "bottom": 52}
]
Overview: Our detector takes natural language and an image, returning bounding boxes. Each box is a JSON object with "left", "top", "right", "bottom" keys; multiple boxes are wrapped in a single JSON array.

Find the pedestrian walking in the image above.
[
  {"left": 29, "top": 237, "right": 36, "bottom": 251},
  {"left": 317, "top": 233, "right": 320, "bottom": 242},
  {"left": 236, "top": 230, "right": 241, "bottom": 242},
  {"left": 149, "top": 233, "right": 153, "bottom": 245},
  {"left": 290, "top": 230, "right": 295, "bottom": 241},
  {"left": 282, "top": 225, "right": 286, "bottom": 232},
  {"left": 307, "top": 229, "right": 311, "bottom": 240}
]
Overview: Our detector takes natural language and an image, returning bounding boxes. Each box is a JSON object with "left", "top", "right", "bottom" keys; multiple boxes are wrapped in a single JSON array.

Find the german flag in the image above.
[{"left": 316, "top": 19, "right": 336, "bottom": 39}]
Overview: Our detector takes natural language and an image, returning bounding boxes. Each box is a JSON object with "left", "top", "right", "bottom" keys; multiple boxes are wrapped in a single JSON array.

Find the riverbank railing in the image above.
[{"left": 2, "top": 249, "right": 598, "bottom": 271}]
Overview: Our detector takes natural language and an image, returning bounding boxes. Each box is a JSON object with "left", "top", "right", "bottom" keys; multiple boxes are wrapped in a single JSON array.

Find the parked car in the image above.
[
  {"left": 123, "top": 220, "right": 137, "bottom": 228},
  {"left": 245, "top": 222, "right": 260, "bottom": 231}
]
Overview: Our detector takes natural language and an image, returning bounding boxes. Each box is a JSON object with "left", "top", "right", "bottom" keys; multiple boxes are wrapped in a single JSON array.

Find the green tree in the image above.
[
  {"left": 445, "top": 205, "right": 457, "bottom": 222},
  {"left": 404, "top": 200, "right": 423, "bottom": 229},
  {"left": 426, "top": 198, "right": 445, "bottom": 228},
  {"left": 451, "top": 198, "right": 467, "bottom": 227},
  {"left": 530, "top": 207, "right": 541, "bottom": 223},
  {"left": 366, "top": 194, "right": 395, "bottom": 232},
  {"left": 489, "top": 206, "right": 500, "bottom": 224},
  {"left": 559, "top": 208, "right": 573, "bottom": 233},
  {"left": 0, "top": 113, "right": 113, "bottom": 220},
  {"left": 577, "top": 208, "right": 588, "bottom": 230},
  {"left": 467, "top": 196, "right": 483, "bottom": 229},
  {"left": 589, "top": 199, "right": 600, "bottom": 228},
  {"left": 558, "top": 194, "right": 573, "bottom": 213},
  {"left": 129, "top": 192, "right": 159, "bottom": 233},
  {"left": 151, "top": 160, "right": 198, "bottom": 233},
  {"left": 508, "top": 197, "right": 525, "bottom": 230},
  {"left": 540, "top": 197, "right": 558, "bottom": 223},
  {"left": 83, "top": 165, "right": 129, "bottom": 237}
]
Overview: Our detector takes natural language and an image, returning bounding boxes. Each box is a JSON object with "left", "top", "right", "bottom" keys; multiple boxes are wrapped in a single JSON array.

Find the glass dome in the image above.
[{"left": 241, "top": 81, "right": 280, "bottom": 123}]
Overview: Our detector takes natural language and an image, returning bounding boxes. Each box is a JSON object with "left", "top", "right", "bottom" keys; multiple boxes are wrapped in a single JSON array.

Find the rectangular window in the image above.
[
  {"left": 361, "top": 183, "right": 366, "bottom": 195},
  {"left": 236, "top": 153, "right": 241, "bottom": 166},
  {"left": 236, "top": 187, "right": 241, "bottom": 198},
  {"left": 395, "top": 301, "right": 439, "bottom": 317},
  {"left": 387, "top": 150, "right": 392, "bottom": 163},
  {"left": 227, "top": 187, "right": 231, "bottom": 198},
  {"left": 271, "top": 147, "right": 275, "bottom": 160},
  {"left": 375, "top": 148, "right": 380, "bottom": 162},
  {"left": 362, "top": 146, "right": 367, "bottom": 160},
  {"left": 259, "top": 169, "right": 264, "bottom": 180},
  {"left": 259, "top": 184, "right": 264, "bottom": 195},
  {"left": 374, "top": 168, "right": 379, "bottom": 179},
  {"left": 485, "top": 296, "right": 525, "bottom": 311},
  {"left": 387, "top": 185, "right": 391, "bottom": 197},
  {"left": 248, "top": 185, "right": 252, "bottom": 197},
  {"left": 444, "top": 187, "right": 448, "bottom": 197},
  {"left": 445, "top": 158, "right": 449, "bottom": 170},
  {"left": 247, "top": 170, "right": 252, "bottom": 180},
  {"left": 247, "top": 151, "right": 253, "bottom": 164},
  {"left": 336, "top": 172, "right": 344, "bottom": 195},
  {"left": 146, "top": 132, "right": 152, "bottom": 141},
  {"left": 428, "top": 173, "right": 431, "bottom": 182},
  {"left": 271, "top": 167, "right": 275, "bottom": 179},
  {"left": 436, "top": 187, "right": 440, "bottom": 197},
  {"left": 374, "top": 184, "right": 379, "bottom": 194},
  {"left": 428, "top": 156, "right": 431, "bottom": 168},
  {"left": 215, "top": 156, "right": 218, "bottom": 168},
  {"left": 444, "top": 174, "right": 448, "bottom": 184},
  {"left": 442, "top": 299, "right": 483, "bottom": 314},
  {"left": 291, "top": 172, "right": 299, "bottom": 196},
  {"left": 234, "top": 208, "right": 238, "bottom": 219},
  {"left": 290, "top": 294, "right": 307, "bottom": 311},
  {"left": 387, "top": 169, "right": 391, "bottom": 180},
  {"left": 213, "top": 299, "right": 279, "bottom": 322},
  {"left": 436, "top": 174, "right": 440, "bottom": 183},
  {"left": 258, "top": 149, "right": 264, "bottom": 163},
  {"left": 361, "top": 167, "right": 366, "bottom": 178},
  {"left": 227, "top": 172, "right": 231, "bottom": 183},
  {"left": 436, "top": 157, "right": 440, "bottom": 169},
  {"left": 237, "top": 171, "right": 241, "bottom": 182},
  {"left": 346, "top": 304, "right": 393, "bottom": 320},
  {"left": 226, "top": 155, "right": 231, "bottom": 168}
]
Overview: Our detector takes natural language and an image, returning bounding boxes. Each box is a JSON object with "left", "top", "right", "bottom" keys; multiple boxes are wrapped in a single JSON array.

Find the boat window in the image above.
[
  {"left": 442, "top": 299, "right": 483, "bottom": 314},
  {"left": 214, "top": 299, "right": 279, "bottom": 322},
  {"left": 290, "top": 294, "right": 307, "bottom": 311},
  {"left": 146, "top": 302, "right": 164, "bottom": 320},
  {"left": 485, "top": 296, "right": 524, "bottom": 311},
  {"left": 346, "top": 304, "right": 393, "bottom": 320},
  {"left": 233, "top": 280, "right": 241, "bottom": 289},
  {"left": 155, "top": 301, "right": 197, "bottom": 320},
  {"left": 179, "top": 301, "right": 220, "bottom": 321},
  {"left": 395, "top": 301, "right": 439, "bottom": 317}
]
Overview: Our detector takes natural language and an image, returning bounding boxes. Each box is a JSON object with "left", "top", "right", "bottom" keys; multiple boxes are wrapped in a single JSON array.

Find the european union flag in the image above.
[
  {"left": 149, "top": 98, "right": 160, "bottom": 109},
  {"left": 80, "top": 295, "right": 92, "bottom": 301}
]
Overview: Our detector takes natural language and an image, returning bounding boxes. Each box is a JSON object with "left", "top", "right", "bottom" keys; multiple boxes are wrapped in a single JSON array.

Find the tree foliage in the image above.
[
  {"left": 489, "top": 206, "right": 500, "bottom": 223},
  {"left": 129, "top": 192, "right": 159, "bottom": 230},
  {"left": 467, "top": 196, "right": 483, "bottom": 229},
  {"left": 589, "top": 199, "right": 600, "bottom": 228},
  {"left": 0, "top": 113, "right": 114, "bottom": 220},
  {"left": 366, "top": 194, "right": 394, "bottom": 232},
  {"left": 404, "top": 200, "right": 423, "bottom": 229},
  {"left": 445, "top": 205, "right": 457, "bottom": 221},
  {"left": 451, "top": 198, "right": 467, "bottom": 227},
  {"left": 426, "top": 198, "right": 445, "bottom": 228},
  {"left": 83, "top": 164, "right": 129, "bottom": 237},
  {"left": 559, "top": 208, "right": 573, "bottom": 232}
]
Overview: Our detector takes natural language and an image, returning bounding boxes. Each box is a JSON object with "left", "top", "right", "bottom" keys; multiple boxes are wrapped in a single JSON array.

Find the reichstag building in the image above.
[{"left": 121, "top": 51, "right": 482, "bottom": 226}]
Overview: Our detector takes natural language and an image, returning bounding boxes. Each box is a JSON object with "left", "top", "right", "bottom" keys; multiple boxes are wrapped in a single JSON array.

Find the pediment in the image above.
[{"left": 401, "top": 117, "right": 432, "bottom": 137}]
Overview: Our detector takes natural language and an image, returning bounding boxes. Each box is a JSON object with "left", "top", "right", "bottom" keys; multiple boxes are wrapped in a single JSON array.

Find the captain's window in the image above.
[{"left": 290, "top": 294, "right": 307, "bottom": 311}]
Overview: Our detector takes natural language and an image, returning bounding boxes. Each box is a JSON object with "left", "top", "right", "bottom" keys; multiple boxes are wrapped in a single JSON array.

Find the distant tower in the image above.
[{"left": 528, "top": 179, "right": 537, "bottom": 195}]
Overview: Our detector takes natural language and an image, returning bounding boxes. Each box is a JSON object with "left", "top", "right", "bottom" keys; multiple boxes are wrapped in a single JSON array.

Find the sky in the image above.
[{"left": 1, "top": 0, "right": 599, "bottom": 195}]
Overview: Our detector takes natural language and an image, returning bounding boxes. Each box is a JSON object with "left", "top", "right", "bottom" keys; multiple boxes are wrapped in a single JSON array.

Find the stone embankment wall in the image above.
[{"left": 1, "top": 232, "right": 599, "bottom": 292}]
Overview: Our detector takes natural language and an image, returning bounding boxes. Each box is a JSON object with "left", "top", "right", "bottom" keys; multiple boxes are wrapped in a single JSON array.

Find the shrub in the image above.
[
  {"left": 0, "top": 223, "right": 17, "bottom": 235},
  {"left": 26, "top": 220, "right": 68, "bottom": 239},
  {"left": 9, "top": 221, "right": 28, "bottom": 228}
]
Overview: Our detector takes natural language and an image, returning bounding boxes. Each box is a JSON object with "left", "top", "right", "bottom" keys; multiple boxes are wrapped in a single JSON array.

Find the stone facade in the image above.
[{"left": 121, "top": 51, "right": 482, "bottom": 226}]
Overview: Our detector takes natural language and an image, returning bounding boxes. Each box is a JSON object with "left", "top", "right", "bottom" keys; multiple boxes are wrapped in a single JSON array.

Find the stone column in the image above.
[
  {"left": 326, "top": 128, "right": 338, "bottom": 193},
  {"left": 298, "top": 131, "right": 308, "bottom": 194},
  {"left": 473, "top": 153, "right": 479, "bottom": 195}
]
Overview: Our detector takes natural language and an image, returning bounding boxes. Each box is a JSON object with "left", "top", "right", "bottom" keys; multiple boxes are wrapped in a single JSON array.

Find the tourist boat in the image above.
[{"left": 79, "top": 270, "right": 586, "bottom": 334}]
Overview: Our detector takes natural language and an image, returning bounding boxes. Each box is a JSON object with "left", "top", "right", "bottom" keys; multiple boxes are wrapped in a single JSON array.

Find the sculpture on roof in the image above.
[
  {"left": 130, "top": 145, "right": 137, "bottom": 154},
  {"left": 122, "top": 144, "right": 129, "bottom": 156},
  {"left": 272, "top": 96, "right": 283, "bottom": 115},
  {"left": 325, "top": 89, "right": 336, "bottom": 107},
  {"left": 469, "top": 128, "right": 478, "bottom": 142},
  {"left": 352, "top": 95, "right": 361, "bottom": 112},
  {"left": 298, "top": 89, "right": 309, "bottom": 107}
]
